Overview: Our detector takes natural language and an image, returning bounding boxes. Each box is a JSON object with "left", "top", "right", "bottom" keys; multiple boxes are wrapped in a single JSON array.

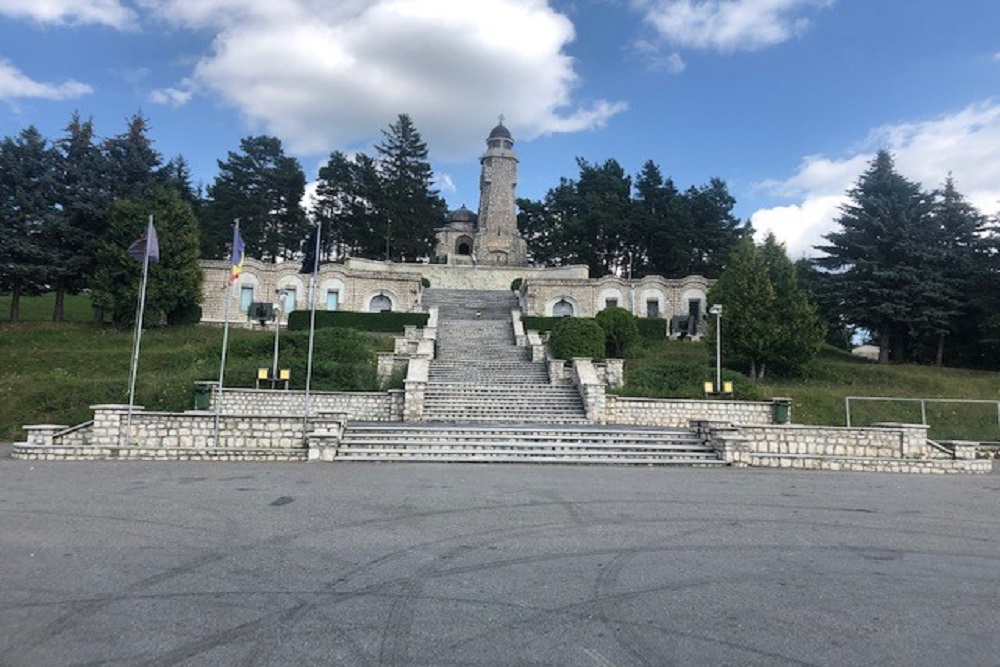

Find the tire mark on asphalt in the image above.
[{"left": 0, "top": 552, "right": 227, "bottom": 665}]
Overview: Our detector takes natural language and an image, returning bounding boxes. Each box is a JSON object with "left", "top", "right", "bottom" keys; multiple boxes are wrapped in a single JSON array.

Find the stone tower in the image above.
[
  {"left": 434, "top": 120, "right": 529, "bottom": 265},
  {"left": 475, "top": 121, "right": 528, "bottom": 265}
]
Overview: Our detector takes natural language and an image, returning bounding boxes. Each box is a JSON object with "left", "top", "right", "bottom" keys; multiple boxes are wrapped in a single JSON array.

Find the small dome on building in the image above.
[
  {"left": 488, "top": 123, "right": 512, "bottom": 141},
  {"left": 447, "top": 205, "right": 477, "bottom": 223}
]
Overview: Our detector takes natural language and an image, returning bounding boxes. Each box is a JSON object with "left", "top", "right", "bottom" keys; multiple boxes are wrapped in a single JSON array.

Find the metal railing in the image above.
[{"left": 845, "top": 396, "right": 1000, "bottom": 438}]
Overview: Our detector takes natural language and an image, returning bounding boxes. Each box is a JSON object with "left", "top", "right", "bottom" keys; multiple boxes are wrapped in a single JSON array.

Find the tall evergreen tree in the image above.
[
  {"left": 103, "top": 112, "right": 164, "bottom": 201},
  {"left": 91, "top": 187, "right": 202, "bottom": 326},
  {"left": 925, "top": 175, "right": 995, "bottom": 366},
  {"left": 50, "top": 113, "right": 109, "bottom": 321},
  {"left": 202, "top": 135, "right": 308, "bottom": 261},
  {"left": 0, "top": 127, "right": 59, "bottom": 321},
  {"left": 816, "top": 150, "right": 939, "bottom": 363},
  {"left": 375, "top": 114, "right": 446, "bottom": 261}
]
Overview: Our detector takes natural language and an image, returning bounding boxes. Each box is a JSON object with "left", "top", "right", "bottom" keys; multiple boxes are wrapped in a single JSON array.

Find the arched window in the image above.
[
  {"left": 369, "top": 294, "right": 392, "bottom": 312},
  {"left": 455, "top": 236, "right": 473, "bottom": 255},
  {"left": 553, "top": 299, "right": 574, "bottom": 317}
]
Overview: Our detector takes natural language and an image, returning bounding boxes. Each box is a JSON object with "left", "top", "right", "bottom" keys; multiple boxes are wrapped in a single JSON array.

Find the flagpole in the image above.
[
  {"left": 123, "top": 215, "right": 154, "bottom": 447},
  {"left": 214, "top": 219, "right": 240, "bottom": 446},
  {"left": 303, "top": 221, "right": 321, "bottom": 443}
]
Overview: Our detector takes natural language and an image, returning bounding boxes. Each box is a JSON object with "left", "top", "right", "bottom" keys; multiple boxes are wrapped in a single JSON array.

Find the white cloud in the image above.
[
  {"left": 435, "top": 172, "right": 457, "bottom": 194},
  {"left": 752, "top": 101, "right": 1000, "bottom": 258},
  {"left": 635, "top": 0, "right": 832, "bottom": 53},
  {"left": 631, "top": 38, "right": 686, "bottom": 73},
  {"left": 0, "top": 0, "right": 136, "bottom": 28},
  {"left": 149, "top": 80, "right": 195, "bottom": 107},
  {"left": 143, "top": 0, "right": 627, "bottom": 159},
  {"left": 0, "top": 59, "right": 93, "bottom": 101}
]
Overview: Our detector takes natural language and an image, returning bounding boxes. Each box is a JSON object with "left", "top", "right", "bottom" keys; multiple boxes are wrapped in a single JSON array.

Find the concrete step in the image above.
[{"left": 336, "top": 422, "right": 720, "bottom": 465}]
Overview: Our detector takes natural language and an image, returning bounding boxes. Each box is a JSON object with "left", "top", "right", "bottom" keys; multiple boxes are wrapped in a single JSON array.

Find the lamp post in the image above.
[
  {"left": 271, "top": 289, "right": 289, "bottom": 386},
  {"left": 709, "top": 304, "right": 723, "bottom": 394}
]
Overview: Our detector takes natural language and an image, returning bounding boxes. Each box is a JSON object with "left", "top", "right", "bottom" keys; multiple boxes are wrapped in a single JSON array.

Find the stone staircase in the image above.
[
  {"left": 338, "top": 288, "right": 721, "bottom": 465},
  {"left": 423, "top": 288, "right": 588, "bottom": 424},
  {"left": 335, "top": 422, "right": 720, "bottom": 464}
]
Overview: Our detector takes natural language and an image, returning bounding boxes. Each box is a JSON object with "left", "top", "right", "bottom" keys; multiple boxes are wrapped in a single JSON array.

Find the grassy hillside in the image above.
[
  {"left": 621, "top": 339, "right": 1000, "bottom": 441},
  {"left": 0, "top": 321, "right": 392, "bottom": 441}
]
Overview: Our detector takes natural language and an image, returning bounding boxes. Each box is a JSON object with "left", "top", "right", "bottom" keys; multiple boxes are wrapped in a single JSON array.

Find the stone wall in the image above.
[
  {"left": 697, "top": 420, "right": 993, "bottom": 474},
  {"left": 606, "top": 395, "right": 774, "bottom": 427},
  {"left": 211, "top": 388, "right": 403, "bottom": 421}
]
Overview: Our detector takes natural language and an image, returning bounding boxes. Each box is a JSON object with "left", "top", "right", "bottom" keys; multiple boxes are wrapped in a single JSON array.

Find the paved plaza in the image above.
[{"left": 1, "top": 450, "right": 997, "bottom": 666}]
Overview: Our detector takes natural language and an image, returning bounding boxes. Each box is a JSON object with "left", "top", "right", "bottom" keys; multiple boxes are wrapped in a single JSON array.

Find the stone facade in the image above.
[{"left": 520, "top": 273, "right": 712, "bottom": 327}]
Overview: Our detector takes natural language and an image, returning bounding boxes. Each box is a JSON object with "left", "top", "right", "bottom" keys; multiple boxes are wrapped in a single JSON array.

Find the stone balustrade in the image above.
[{"left": 404, "top": 357, "right": 430, "bottom": 422}]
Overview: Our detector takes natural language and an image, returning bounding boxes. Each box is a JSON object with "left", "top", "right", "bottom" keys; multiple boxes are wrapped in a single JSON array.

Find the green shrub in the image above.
[
  {"left": 421, "top": 277, "right": 431, "bottom": 288},
  {"left": 287, "top": 310, "right": 428, "bottom": 332},
  {"left": 522, "top": 316, "right": 564, "bottom": 333},
  {"left": 635, "top": 318, "right": 668, "bottom": 340},
  {"left": 166, "top": 303, "right": 202, "bottom": 326},
  {"left": 510, "top": 278, "right": 523, "bottom": 291},
  {"left": 595, "top": 307, "right": 639, "bottom": 358},
  {"left": 548, "top": 317, "right": 606, "bottom": 360}
]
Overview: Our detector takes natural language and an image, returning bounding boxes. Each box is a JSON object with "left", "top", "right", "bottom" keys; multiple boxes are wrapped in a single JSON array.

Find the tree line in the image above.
[
  {"left": 3, "top": 112, "right": 997, "bottom": 373},
  {"left": 0, "top": 113, "right": 201, "bottom": 325}
]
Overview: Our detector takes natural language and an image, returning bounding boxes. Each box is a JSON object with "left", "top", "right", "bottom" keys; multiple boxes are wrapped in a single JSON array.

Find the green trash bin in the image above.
[
  {"left": 772, "top": 397, "right": 792, "bottom": 424},
  {"left": 193, "top": 382, "right": 213, "bottom": 410}
]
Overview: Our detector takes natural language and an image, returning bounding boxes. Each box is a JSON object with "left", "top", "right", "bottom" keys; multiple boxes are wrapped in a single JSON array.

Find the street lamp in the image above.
[
  {"left": 709, "top": 304, "right": 723, "bottom": 394},
  {"left": 271, "top": 289, "right": 289, "bottom": 387}
]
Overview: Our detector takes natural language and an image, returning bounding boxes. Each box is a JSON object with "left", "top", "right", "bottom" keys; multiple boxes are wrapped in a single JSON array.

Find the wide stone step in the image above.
[{"left": 334, "top": 422, "right": 720, "bottom": 465}]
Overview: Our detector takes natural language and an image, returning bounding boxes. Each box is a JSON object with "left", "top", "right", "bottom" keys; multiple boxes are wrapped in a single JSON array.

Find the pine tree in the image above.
[
  {"left": 50, "top": 113, "right": 109, "bottom": 321},
  {"left": 202, "top": 135, "right": 308, "bottom": 262},
  {"left": 103, "top": 113, "right": 164, "bottom": 201},
  {"left": 374, "top": 114, "right": 446, "bottom": 261},
  {"left": 0, "top": 127, "right": 58, "bottom": 321},
  {"left": 816, "top": 150, "right": 938, "bottom": 363}
]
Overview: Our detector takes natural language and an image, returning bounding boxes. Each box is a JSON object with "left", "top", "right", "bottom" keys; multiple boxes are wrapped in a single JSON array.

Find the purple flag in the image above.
[{"left": 127, "top": 220, "right": 160, "bottom": 264}]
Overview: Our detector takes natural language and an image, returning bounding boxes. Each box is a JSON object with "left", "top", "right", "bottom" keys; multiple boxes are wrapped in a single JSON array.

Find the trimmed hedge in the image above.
[
  {"left": 287, "top": 310, "right": 429, "bottom": 332},
  {"left": 549, "top": 317, "right": 606, "bottom": 360},
  {"left": 524, "top": 315, "right": 667, "bottom": 341},
  {"left": 595, "top": 307, "right": 639, "bottom": 357}
]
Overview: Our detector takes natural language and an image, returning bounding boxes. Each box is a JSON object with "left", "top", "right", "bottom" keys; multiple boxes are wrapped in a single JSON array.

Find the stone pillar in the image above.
[
  {"left": 90, "top": 404, "right": 136, "bottom": 446},
  {"left": 871, "top": 423, "right": 931, "bottom": 458},
  {"left": 403, "top": 358, "right": 429, "bottom": 422},
  {"left": 572, "top": 358, "right": 606, "bottom": 424},
  {"left": 693, "top": 419, "right": 749, "bottom": 466},
  {"left": 604, "top": 359, "right": 625, "bottom": 389}
]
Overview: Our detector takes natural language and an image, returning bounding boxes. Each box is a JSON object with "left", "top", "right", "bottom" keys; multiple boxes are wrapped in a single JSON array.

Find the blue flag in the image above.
[
  {"left": 300, "top": 225, "right": 320, "bottom": 274},
  {"left": 127, "top": 219, "right": 159, "bottom": 264}
]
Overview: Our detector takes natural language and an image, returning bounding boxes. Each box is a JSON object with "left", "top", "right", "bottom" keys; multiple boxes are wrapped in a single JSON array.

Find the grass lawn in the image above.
[
  {"left": 621, "top": 339, "right": 1000, "bottom": 442},
  {"left": 0, "top": 317, "right": 392, "bottom": 442}
]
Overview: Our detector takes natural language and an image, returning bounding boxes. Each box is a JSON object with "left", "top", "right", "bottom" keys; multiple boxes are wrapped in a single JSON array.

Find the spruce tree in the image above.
[
  {"left": 0, "top": 127, "right": 58, "bottom": 321},
  {"left": 816, "top": 150, "right": 937, "bottom": 363},
  {"left": 374, "top": 114, "right": 446, "bottom": 261}
]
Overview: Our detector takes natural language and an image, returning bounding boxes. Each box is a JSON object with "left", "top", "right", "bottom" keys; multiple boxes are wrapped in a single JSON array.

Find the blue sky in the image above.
[{"left": 2, "top": 0, "right": 998, "bottom": 258}]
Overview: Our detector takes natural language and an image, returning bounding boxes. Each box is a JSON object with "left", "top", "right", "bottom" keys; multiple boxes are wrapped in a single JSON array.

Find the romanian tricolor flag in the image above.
[{"left": 228, "top": 225, "right": 245, "bottom": 286}]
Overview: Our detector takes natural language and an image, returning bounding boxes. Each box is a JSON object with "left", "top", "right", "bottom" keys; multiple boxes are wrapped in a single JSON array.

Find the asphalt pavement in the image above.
[{"left": 1, "top": 453, "right": 998, "bottom": 666}]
